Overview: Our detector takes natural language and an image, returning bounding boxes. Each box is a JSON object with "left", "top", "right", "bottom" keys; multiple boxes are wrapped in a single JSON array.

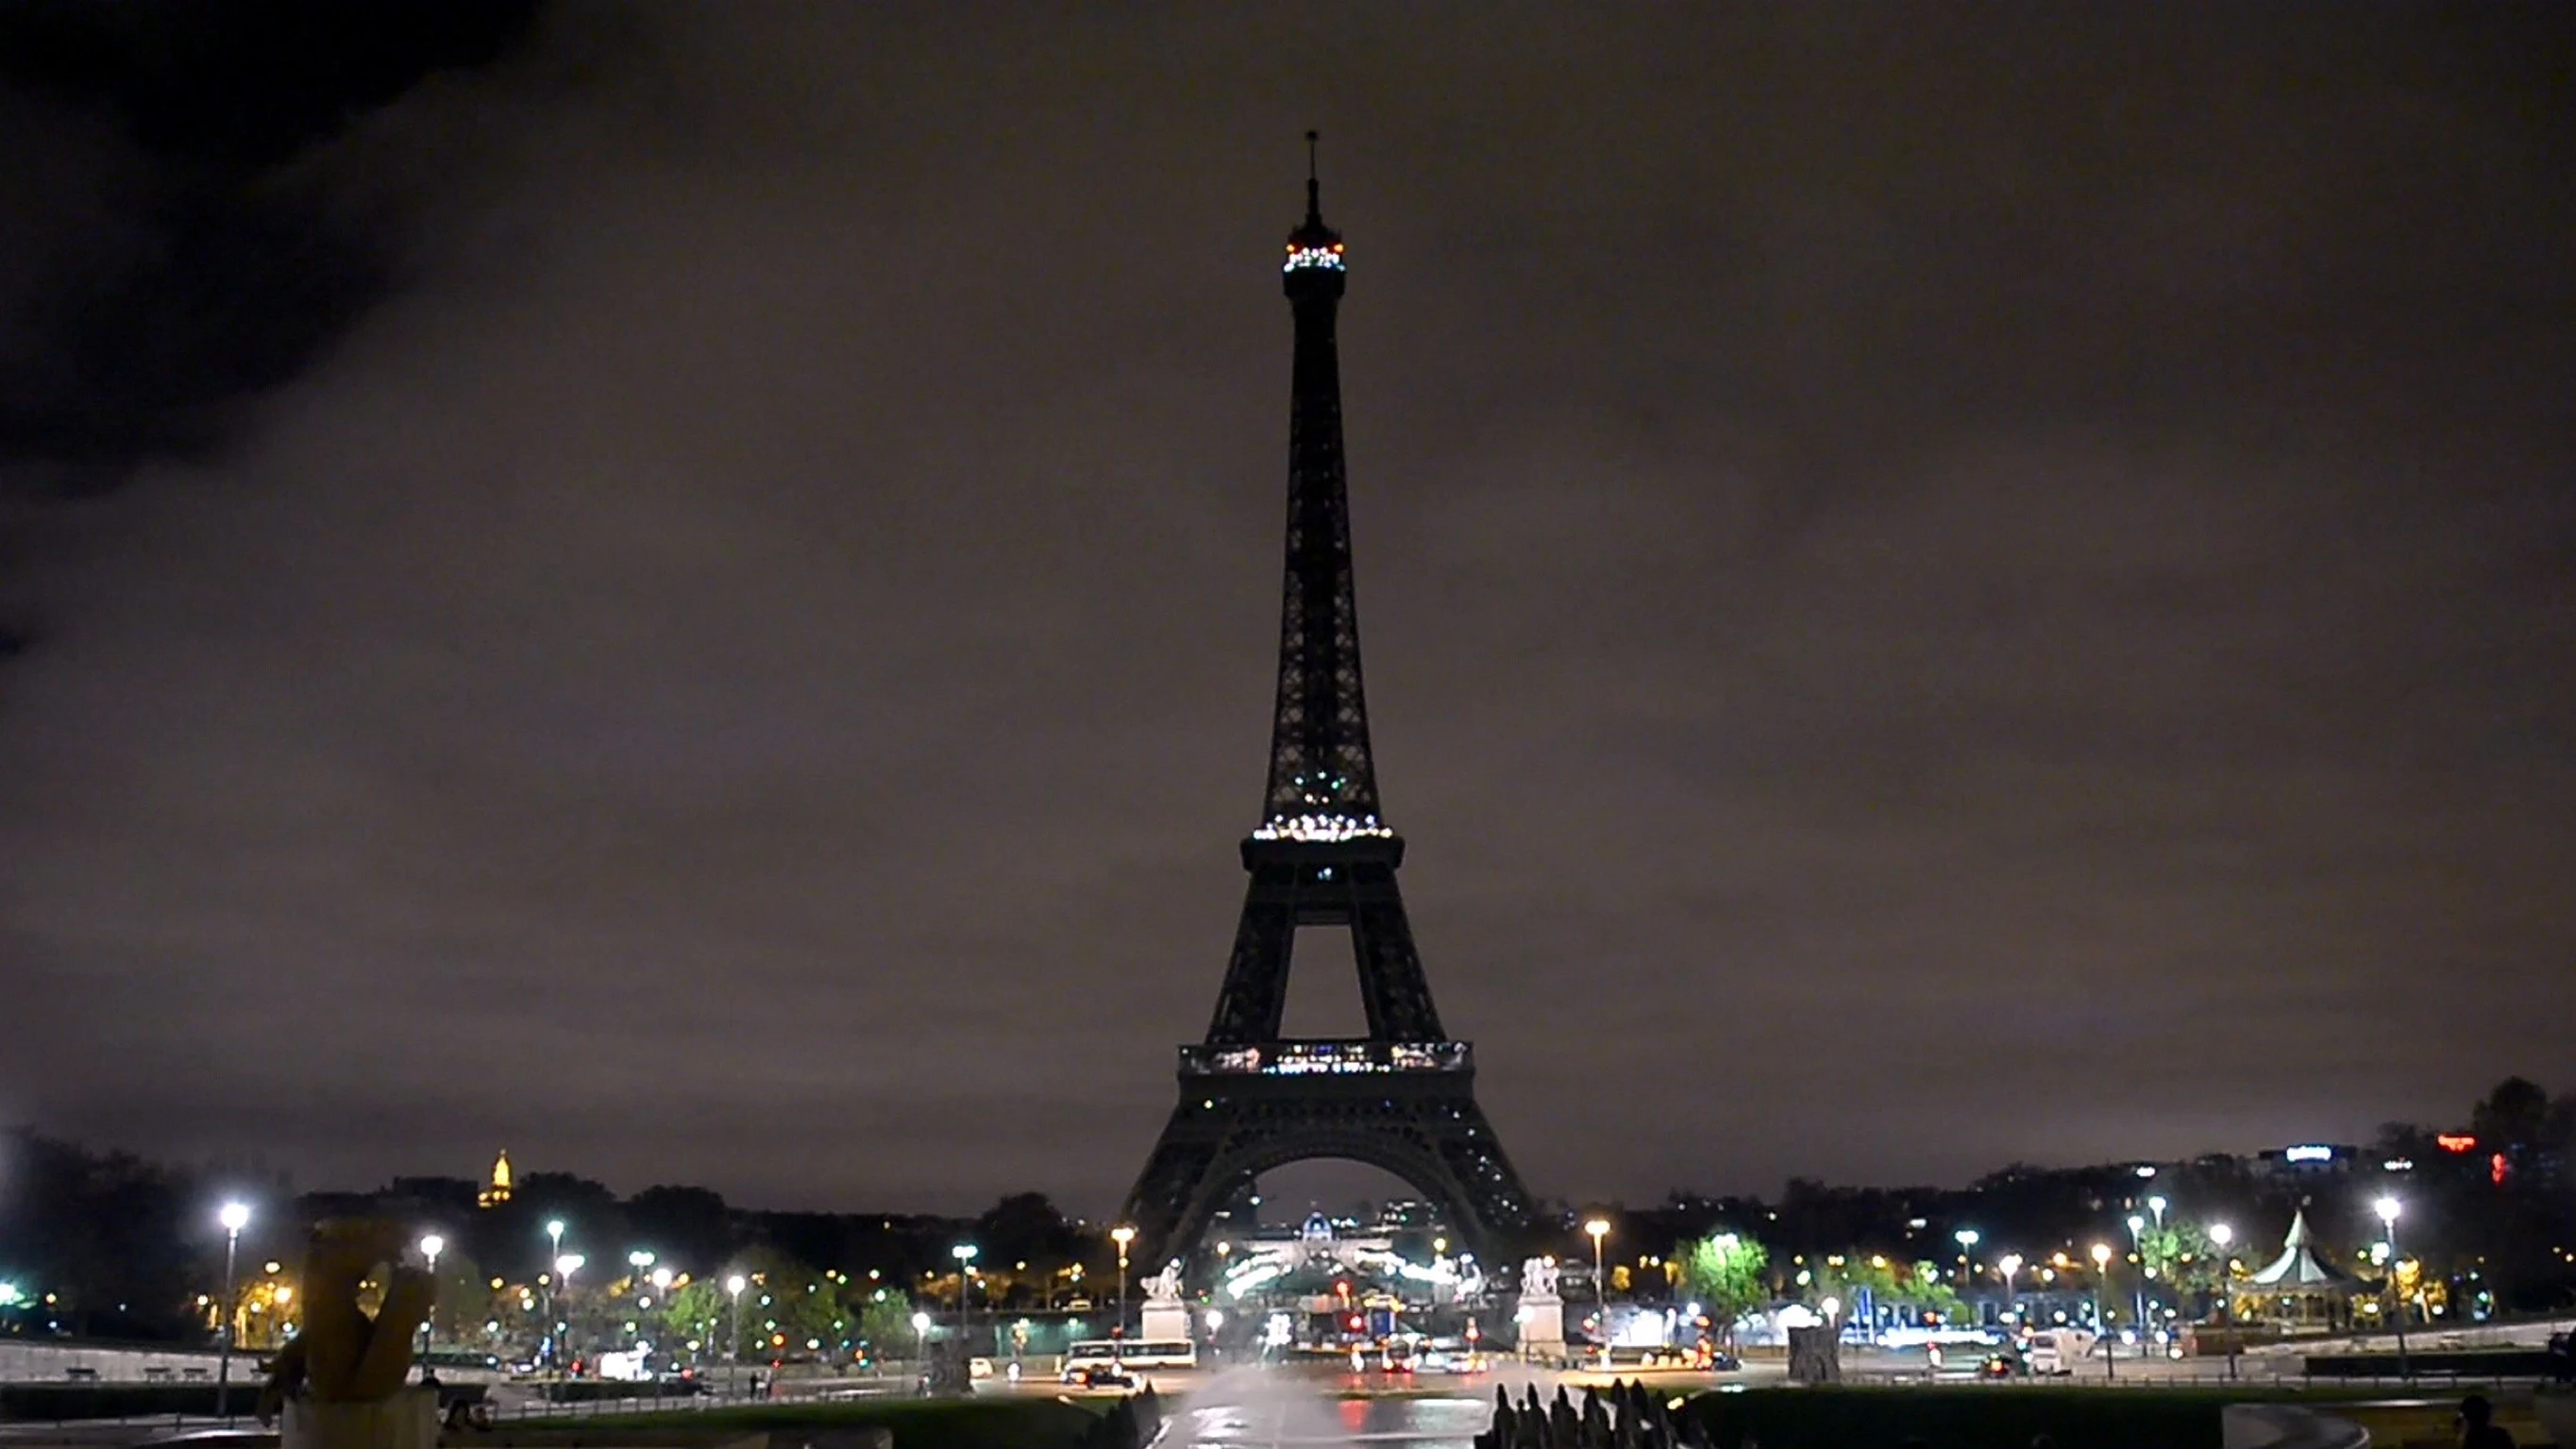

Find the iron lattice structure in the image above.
[{"left": 1120, "top": 157, "right": 1534, "bottom": 1267}]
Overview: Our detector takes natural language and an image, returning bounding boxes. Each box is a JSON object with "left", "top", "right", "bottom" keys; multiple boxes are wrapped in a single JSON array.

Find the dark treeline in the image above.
[{"left": 5, "top": 1075, "right": 2569, "bottom": 1342}]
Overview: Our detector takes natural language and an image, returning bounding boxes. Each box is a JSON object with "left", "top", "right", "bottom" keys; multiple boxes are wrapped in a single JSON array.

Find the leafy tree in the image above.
[
  {"left": 855, "top": 1286, "right": 916, "bottom": 1358},
  {"left": 661, "top": 1278, "right": 738, "bottom": 1363},
  {"left": 1810, "top": 1254, "right": 1964, "bottom": 1326},
  {"left": 1675, "top": 1233, "right": 1769, "bottom": 1344}
]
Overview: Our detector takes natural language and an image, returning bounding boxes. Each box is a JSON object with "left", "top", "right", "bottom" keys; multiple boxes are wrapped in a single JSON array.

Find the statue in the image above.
[
  {"left": 259, "top": 1219, "right": 437, "bottom": 1449},
  {"left": 1142, "top": 1261, "right": 1186, "bottom": 1305},
  {"left": 1521, "top": 1255, "right": 1559, "bottom": 1300}
]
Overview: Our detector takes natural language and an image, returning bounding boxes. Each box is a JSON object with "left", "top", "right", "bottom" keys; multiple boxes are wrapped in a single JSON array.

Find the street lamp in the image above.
[
  {"left": 1996, "top": 1255, "right": 2023, "bottom": 1323},
  {"left": 724, "top": 1273, "right": 748, "bottom": 1397},
  {"left": 1110, "top": 1226, "right": 1136, "bottom": 1351},
  {"left": 216, "top": 1202, "right": 251, "bottom": 1423},
  {"left": 419, "top": 1235, "right": 446, "bottom": 1362},
  {"left": 544, "top": 1220, "right": 566, "bottom": 1373},
  {"left": 1585, "top": 1219, "right": 1611, "bottom": 1368},
  {"left": 952, "top": 1245, "right": 981, "bottom": 1365},
  {"left": 554, "top": 1254, "right": 584, "bottom": 1373},
  {"left": 910, "top": 1309, "right": 931, "bottom": 1369},
  {"left": 2127, "top": 1214, "right": 2149, "bottom": 1345},
  {"left": 2374, "top": 1196, "right": 2408, "bottom": 1379},
  {"left": 2207, "top": 1223, "right": 2235, "bottom": 1381},
  {"left": 1953, "top": 1229, "right": 1979, "bottom": 1300},
  {"left": 2147, "top": 1196, "right": 2167, "bottom": 1232},
  {"left": 2089, "top": 1243, "right": 2114, "bottom": 1379}
]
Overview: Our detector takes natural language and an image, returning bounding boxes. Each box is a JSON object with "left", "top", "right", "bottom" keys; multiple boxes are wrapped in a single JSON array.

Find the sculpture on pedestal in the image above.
[{"left": 258, "top": 1219, "right": 437, "bottom": 1449}]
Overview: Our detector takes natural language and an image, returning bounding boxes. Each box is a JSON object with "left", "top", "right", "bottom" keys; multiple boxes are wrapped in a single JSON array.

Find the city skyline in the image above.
[{"left": 3, "top": 4, "right": 2572, "bottom": 1215}]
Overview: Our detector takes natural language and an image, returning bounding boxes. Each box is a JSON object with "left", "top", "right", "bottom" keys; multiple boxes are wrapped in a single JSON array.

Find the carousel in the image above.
[{"left": 2238, "top": 1207, "right": 2365, "bottom": 1333}]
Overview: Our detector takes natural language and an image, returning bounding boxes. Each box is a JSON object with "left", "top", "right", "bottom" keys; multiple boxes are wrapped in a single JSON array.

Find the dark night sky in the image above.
[{"left": 4, "top": 3, "right": 2572, "bottom": 1215}]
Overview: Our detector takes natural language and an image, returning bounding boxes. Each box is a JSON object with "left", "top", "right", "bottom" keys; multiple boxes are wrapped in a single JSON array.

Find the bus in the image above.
[{"left": 1065, "top": 1339, "right": 1199, "bottom": 1371}]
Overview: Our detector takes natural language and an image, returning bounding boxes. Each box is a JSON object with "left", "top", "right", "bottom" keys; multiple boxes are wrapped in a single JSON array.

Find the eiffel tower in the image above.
[{"left": 1119, "top": 141, "right": 1534, "bottom": 1264}]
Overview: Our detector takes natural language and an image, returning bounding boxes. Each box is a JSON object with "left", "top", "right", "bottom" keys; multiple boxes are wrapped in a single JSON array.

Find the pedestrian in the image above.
[{"left": 2458, "top": 1394, "right": 2515, "bottom": 1449}]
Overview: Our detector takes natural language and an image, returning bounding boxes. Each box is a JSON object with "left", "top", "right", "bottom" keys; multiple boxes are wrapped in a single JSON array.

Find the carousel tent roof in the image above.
[{"left": 2248, "top": 1208, "right": 2360, "bottom": 1290}]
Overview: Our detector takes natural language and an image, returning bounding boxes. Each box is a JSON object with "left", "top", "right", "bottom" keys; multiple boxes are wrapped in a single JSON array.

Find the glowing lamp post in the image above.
[
  {"left": 725, "top": 1273, "right": 749, "bottom": 1397},
  {"left": 1953, "top": 1229, "right": 1979, "bottom": 1297},
  {"left": 2207, "top": 1223, "right": 2235, "bottom": 1381},
  {"left": 554, "top": 1255, "right": 584, "bottom": 1373},
  {"left": 2147, "top": 1196, "right": 2167, "bottom": 1232},
  {"left": 216, "top": 1202, "right": 252, "bottom": 1423},
  {"left": 1585, "top": 1219, "right": 1611, "bottom": 1368},
  {"left": 910, "top": 1309, "right": 931, "bottom": 1369},
  {"left": 1996, "top": 1254, "right": 2024, "bottom": 1323},
  {"left": 1110, "top": 1226, "right": 1136, "bottom": 1352},
  {"left": 543, "top": 1220, "right": 566, "bottom": 1373},
  {"left": 2127, "top": 1214, "right": 2149, "bottom": 1343},
  {"left": 2089, "top": 1243, "right": 2114, "bottom": 1378},
  {"left": 952, "top": 1245, "right": 981, "bottom": 1364},
  {"left": 419, "top": 1234, "right": 446, "bottom": 1360},
  {"left": 2375, "top": 1196, "right": 2408, "bottom": 1379}
]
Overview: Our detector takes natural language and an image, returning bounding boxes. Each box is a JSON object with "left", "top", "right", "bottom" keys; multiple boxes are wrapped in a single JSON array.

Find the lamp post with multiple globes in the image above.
[{"left": 951, "top": 1245, "right": 981, "bottom": 1364}]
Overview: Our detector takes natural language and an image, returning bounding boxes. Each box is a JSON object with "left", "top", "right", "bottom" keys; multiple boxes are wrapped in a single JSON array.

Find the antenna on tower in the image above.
[{"left": 1305, "top": 129, "right": 1322, "bottom": 221}]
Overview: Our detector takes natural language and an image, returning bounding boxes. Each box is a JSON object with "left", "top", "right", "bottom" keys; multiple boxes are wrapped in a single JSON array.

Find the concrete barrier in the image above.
[{"left": 0, "top": 1340, "right": 240, "bottom": 1385}]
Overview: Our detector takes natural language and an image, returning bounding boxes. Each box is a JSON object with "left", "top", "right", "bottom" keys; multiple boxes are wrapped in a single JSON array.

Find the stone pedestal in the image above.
[
  {"left": 1516, "top": 1293, "right": 1566, "bottom": 1356},
  {"left": 1139, "top": 1302, "right": 1193, "bottom": 1343},
  {"left": 282, "top": 1389, "right": 437, "bottom": 1449}
]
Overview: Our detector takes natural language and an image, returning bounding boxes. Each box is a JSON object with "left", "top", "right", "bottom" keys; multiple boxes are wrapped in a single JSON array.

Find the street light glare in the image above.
[
  {"left": 2090, "top": 1242, "right": 2113, "bottom": 1266},
  {"left": 546, "top": 1219, "right": 565, "bottom": 1237},
  {"left": 2209, "top": 1222, "right": 2233, "bottom": 1247},
  {"left": 2374, "top": 1196, "right": 2402, "bottom": 1225},
  {"left": 1110, "top": 1225, "right": 1136, "bottom": 1245},
  {"left": 219, "top": 1202, "right": 251, "bottom": 1233},
  {"left": 419, "top": 1234, "right": 445, "bottom": 1258},
  {"left": 555, "top": 1254, "right": 584, "bottom": 1275},
  {"left": 726, "top": 1273, "right": 748, "bottom": 1296},
  {"left": 1584, "top": 1219, "right": 1609, "bottom": 1238}
]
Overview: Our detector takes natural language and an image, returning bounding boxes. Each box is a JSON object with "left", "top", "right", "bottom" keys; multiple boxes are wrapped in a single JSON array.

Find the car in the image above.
[
  {"left": 1060, "top": 1364, "right": 1138, "bottom": 1390},
  {"left": 1978, "top": 1351, "right": 2028, "bottom": 1379}
]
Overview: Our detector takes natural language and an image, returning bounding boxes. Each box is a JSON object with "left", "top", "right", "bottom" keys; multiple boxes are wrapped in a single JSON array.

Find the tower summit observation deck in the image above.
[{"left": 1119, "top": 139, "right": 1534, "bottom": 1263}]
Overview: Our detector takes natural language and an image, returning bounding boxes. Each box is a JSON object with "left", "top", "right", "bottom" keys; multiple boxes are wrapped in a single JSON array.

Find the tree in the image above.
[
  {"left": 624, "top": 1186, "right": 733, "bottom": 1277},
  {"left": 854, "top": 1287, "right": 915, "bottom": 1360},
  {"left": 1675, "top": 1233, "right": 1769, "bottom": 1345}
]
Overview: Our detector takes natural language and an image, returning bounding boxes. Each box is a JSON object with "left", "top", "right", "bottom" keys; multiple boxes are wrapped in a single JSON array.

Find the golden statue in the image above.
[{"left": 259, "top": 1219, "right": 436, "bottom": 1445}]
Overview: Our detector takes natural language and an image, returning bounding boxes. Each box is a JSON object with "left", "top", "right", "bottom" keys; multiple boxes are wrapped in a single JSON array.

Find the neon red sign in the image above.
[{"left": 2436, "top": 1133, "right": 2478, "bottom": 1153}]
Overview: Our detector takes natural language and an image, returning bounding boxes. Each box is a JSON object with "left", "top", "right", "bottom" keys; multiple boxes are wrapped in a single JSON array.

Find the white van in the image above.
[{"left": 2024, "top": 1328, "right": 2098, "bottom": 1376}]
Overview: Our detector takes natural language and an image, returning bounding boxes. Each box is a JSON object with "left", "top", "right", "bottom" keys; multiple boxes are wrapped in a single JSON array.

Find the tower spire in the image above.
[
  {"left": 1264, "top": 134, "right": 1372, "bottom": 842},
  {"left": 1305, "top": 128, "right": 1322, "bottom": 225}
]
